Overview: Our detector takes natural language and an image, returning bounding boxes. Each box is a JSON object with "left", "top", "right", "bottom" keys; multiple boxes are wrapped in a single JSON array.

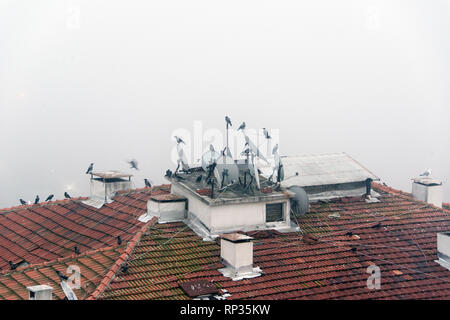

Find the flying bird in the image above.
[
  {"left": 237, "top": 122, "right": 246, "bottom": 131},
  {"left": 144, "top": 179, "right": 152, "bottom": 188},
  {"left": 174, "top": 136, "right": 185, "bottom": 144},
  {"left": 262, "top": 128, "right": 271, "bottom": 139},
  {"left": 86, "top": 163, "right": 94, "bottom": 174},
  {"left": 56, "top": 270, "right": 69, "bottom": 281},
  {"left": 64, "top": 192, "right": 71, "bottom": 199},
  {"left": 19, "top": 199, "right": 27, "bottom": 206},
  {"left": 128, "top": 159, "right": 139, "bottom": 170},
  {"left": 34, "top": 195, "right": 40, "bottom": 204},
  {"left": 45, "top": 194, "right": 54, "bottom": 202},
  {"left": 225, "top": 116, "right": 232, "bottom": 127},
  {"left": 419, "top": 168, "right": 432, "bottom": 177}
]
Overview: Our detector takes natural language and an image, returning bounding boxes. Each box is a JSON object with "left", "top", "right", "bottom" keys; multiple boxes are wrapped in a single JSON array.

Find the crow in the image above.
[
  {"left": 19, "top": 199, "right": 27, "bottom": 206},
  {"left": 144, "top": 179, "right": 152, "bottom": 188},
  {"left": 117, "top": 236, "right": 122, "bottom": 245},
  {"left": 34, "top": 195, "right": 40, "bottom": 204},
  {"left": 237, "top": 122, "right": 246, "bottom": 131},
  {"left": 86, "top": 163, "right": 94, "bottom": 174},
  {"left": 45, "top": 194, "right": 54, "bottom": 202},
  {"left": 74, "top": 246, "right": 80, "bottom": 254},
  {"left": 196, "top": 175, "right": 203, "bottom": 183},
  {"left": 128, "top": 159, "right": 139, "bottom": 170},
  {"left": 262, "top": 128, "right": 271, "bottom": 139},
  {"left": 174, "top": 136, "right": 185, "bottom": 144},
  {"left": 345, "top": 231, "right": 353, "bottom": 236},
  {"left": 165, "top": 169, "right": 172, "bottom": 178},
  {"left": 121, "top": 263, "right": 129, "bottom": 273},
  {"left": 8, "top": 261, "right": 16, "bottom": 270},
  {"left": 64, "top": 192, "right": 71, "bottom": 199},
  {"left": 57, "top": 270, "right": 69, "bottom": 281},
  {"left": 225, "top": 116, "right": 232, "bottom": 127}
]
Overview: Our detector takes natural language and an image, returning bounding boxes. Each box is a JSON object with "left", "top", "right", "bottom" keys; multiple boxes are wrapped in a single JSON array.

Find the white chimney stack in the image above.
[
  {"left": 220, "top": 233, "right": 254, "bottom": 275},
  {"left": 436, "top": 233, "right": 450, "bottom": 271},
  {"left": 27, "top": 285, "right": 53, "bottom": 300},
  {"left": 412, "top": 177, "right": 443, "bottom": 208}
]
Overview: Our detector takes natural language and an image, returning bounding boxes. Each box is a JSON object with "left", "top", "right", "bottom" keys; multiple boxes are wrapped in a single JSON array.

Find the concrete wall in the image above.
[{"left": 220, "top": 239, "right": 253, "bottom": 271}]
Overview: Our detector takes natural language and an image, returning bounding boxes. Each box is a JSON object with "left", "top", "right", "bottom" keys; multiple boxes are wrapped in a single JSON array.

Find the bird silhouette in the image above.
[
  {"left": 8, "top": 261, "right": 17, "bottom": 270},
  {"left": 117, "top": 236, "right": 122, "bottom": 245},
  {"left": 419, "top": 169, "right": 432, "bottom": 177},
  {"left": 86, "top": 163, "right": 94, "bottom": 174},
  {"left": 19, "top": 199, "right": 27, "bottom": 205},
  {"left": 262, "top": 128, "right": 271, "bottom": 139},
  {"left": 144, "top": 179, "right": 152, "bottom": 188},
  {"left": 196, "top": 175, "right": 203, "bottom": 183},
  {"left": 237, "top": 122, "right": 246, "bottom": 131},
  {"left": 34, "top": 195, "right": 40, "bottom": 204},
  {"left": 225, "top": 116, "right": 232, "bottom": 127},
  {"left": 121, "top": 263, "right": 129, "bottom": 273},
  {"left": 128, "top": 159, "right": 139, "bottom": 170},
  {"left": 174, "top": 136, "right": 185, "bottom": 144},
  {"left": 165, "top": 169, "right": 173, "bottom": 178},
  {"left": 45, "top": 194, "right": 54, "bottom": 202},
  {"left": 74, "top": 246, "right": 80, "bottom": 254},
  {"left": 64, "top": 192, "right": 71, "bottom": 199},
  {"left": 56, "top": 270, "right": 69, "bottom": 281}
]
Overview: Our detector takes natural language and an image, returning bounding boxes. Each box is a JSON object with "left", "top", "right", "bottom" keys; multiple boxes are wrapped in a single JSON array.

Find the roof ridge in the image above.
[
  {"left": 0, "top": 197, "right": 88, "bottom": 214},
  {"left": 87, "top": 216, "right": 158, "bottom": 300},
  {"left": 0, "top": 244, "right": 121, "bottom": 276}
]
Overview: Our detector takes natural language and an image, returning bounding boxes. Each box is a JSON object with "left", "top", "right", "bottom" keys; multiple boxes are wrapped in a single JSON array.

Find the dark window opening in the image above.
[{"left": 266, "top": 203, "right": 284, "bottom": 222}]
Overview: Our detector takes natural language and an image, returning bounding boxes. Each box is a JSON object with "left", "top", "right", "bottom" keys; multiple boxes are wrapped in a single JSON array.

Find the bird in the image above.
[
  {"left": 196, "top": 175, "right": 203, "bottom": 183},
  {"left": 144, "top": 179, "right": 152, "bottom": 188},
  {"left": 128, "top": 159, "right": 139, "bottom": 170},
  {"left": 272, "top": 143, "right": 279, "bottom": 155},
  {"left": 34, "top": 195, "right": 40, "bottom": 204},
  {"left": 121, "top": 263, "right": 129, "bottom": 273},
  {"left": 237, "top": 122, "right": 246, "bottom": 131},
  {"left": 64, "top": 192, "right": 71, "bottom": 199},
  {"left": 86, "top": 163, "right": 94, "bottom": 174},
  {"left": 19, "top": 199, "right": 27, "bottom": 206},
  {"left": 225, "top": 116, "right": 232, "bottom": 127},
  {"left": 74, "top": 246, "right": 80, "bottom": 254},
  {"left": 209, "top": 144, "right": 215, "bottom": 152},
  {"left": 350, "top": 247, "right": 357, "bottom": 252},
  {"left": 345, "top": 231, "right": 353, "bottom": 236},
  {"left": 56, "top": 270, "right": 69, "bottom": 281},
  {"left": 262, "top": 128, "right": 271, "bottom": 139},
  {"left": 174, "top": 136, "right": 185, "bottom": 144},
  {"left": 8, "top": 261, "right": 17, "bottom": 270},
  {"left": 45, "top": 194, "right": 54, "bottom": 202},
  {"left": 117, "top": 236, "right": 122, "bottom": 245},
  {"left": 165, "top": 169, "right": 173, "bottom": 178},
  {"left": 419, "top": 168, "right": 432, "bottom": 177}
]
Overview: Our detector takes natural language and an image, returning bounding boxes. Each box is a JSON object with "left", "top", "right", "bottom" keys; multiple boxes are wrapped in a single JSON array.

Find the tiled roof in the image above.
[
  {"left": 0, "top": 185, "right": 171, "bottom": 272},
  {"left": 98, "top": 183, "right": 450, "bottom": 300}
]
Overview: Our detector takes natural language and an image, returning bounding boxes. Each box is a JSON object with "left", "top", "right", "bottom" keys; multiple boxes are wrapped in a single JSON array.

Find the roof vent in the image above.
[
  {"left": 82, "top": 171, "right": 133, "bottom": 208},
  {"left": 138, "top": 194, "right": 187, "bottom": 223},
  {"left": 218, "top": 233, "right": 262, "bottom": 280},
  {"left": 27, "top": 285, "right": 53, "bottom": 300},
  {"left": 412, "top": 177, "right": 443, "bottom": 208},
  {"left": 436, "top": 232, "right": 450, "bottom": 271}
]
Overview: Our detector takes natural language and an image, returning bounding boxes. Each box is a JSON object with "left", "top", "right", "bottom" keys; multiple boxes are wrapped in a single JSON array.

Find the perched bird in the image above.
[
  {"left": 196, "top": 175, "right": 203, "bottom": 183},
  {"left": 74, "top": 246, "right": 80, "bottom": 254},
  {"left": 345, "top": 231, "right": 353, "bottom": 236},
  {"left": 57, "top": 270, "right": 69, "bottom": 281},
  {"left": 144, "top": 179, "right": 152, "bottom": 188},
  {"left": 64, "top": 192, "right": 71, "bottom": 199},
  {"left": 19, "top": 199, "right": 27, "bottom": 206},
  {"left": 225, "top": 116, "right": 232, "bottom": 127},
  {"left": 8, "top": 261, "right": 17, "bottom": 270},
  {"left": 128, "top": 159, "right": 139, "bottom": 170},
  {"left": 174, "top": 136, "right": 185, "bottom": 144},
  {"left": 350, "top": 247, "right": 357, "bottom": 252},
  {"left": 262, "top": 128, "right": 271, "bottom": 139},
  {"left": 86, "top": 163, "right": 94, "bottom": 174},
  {"left": 45, "top": 194, "right": 54, "bottom": 202},
  {"left": 419, "top": 168, "right": 432, "bottom": 177},
  {"left": 237, "top": 122, "right": 246, "bottom": 131},
  {"left": 165, "top": 169, "right": 173, "bottom": 178},
  {"left": 272, "top": 143, "right": 279, "bottom": 155},
  {"left": 117, "top": 236, "right": 122, "bottom": 245},
  {"left": 34, "top": 195, "right": 40, "bottom": 204},
  {"left": 121, "top": 263, "right": 129, "bottom": 273}
]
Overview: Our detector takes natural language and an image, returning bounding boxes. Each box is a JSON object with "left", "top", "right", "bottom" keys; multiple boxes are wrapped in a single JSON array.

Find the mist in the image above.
[{"left": 1, "top": 0, "right": 449, "bottom": 208}]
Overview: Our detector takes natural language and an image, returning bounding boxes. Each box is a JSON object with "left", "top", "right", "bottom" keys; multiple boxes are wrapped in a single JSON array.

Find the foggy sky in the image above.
[{"left": 1, "top": 0, "right": 449, "bottom": 208}]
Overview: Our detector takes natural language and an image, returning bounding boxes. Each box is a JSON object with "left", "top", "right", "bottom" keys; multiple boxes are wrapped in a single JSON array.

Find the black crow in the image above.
[
  {"left": 174, "top": 136, "right": 185, "bottom": 144},
  {"left": 45, "top": 194, "right": 54, "bottom": 202},
  {"left": 121, "top": 263, "right": 129, "bottom": 273},
  {"left": 9, "top": 261, "right": 16, "bottom": 270},
  {"left": 165, "top": 169, "right": 172, "bottom": 178},
  {"left": 86, "top": 163, "right": 94, "bottom": 174},
  {"left": 144, "top": 179, "right": 152, "bottom": 188},
  {"left": 128, "top": 159, "right": 139, "bottom": 170},
  {"left": 225, "top": 116, "right": 232, "bottom": 127},
  {"left": 237, "top": 122, "right": 246, "bottom": 131},
  {"left": 74, "top": 246, "right": 80, "bottom": 254},
  {"left": 117, "top": 235, "right": 122, "bottom": 245},
  {"left": 57, "top": 270, "right": 69, "bottom": 281},
  {"left": 345, "top": 231, "right": 353, "bottom": 236},
  {"left": 19, "top": 199, "right": 27, "bottom": 205},
  {"left": 64, "top": 192, "right": 71, "bottom": 199},
  {"left": 262, "top": 128, "right": 271, "bottom": 139},
  {"left": 34, "top": 195, "right": 40, "bottom": 204},
  {"left": 196, "top": 175, "right": 203, "bottom": 183}
]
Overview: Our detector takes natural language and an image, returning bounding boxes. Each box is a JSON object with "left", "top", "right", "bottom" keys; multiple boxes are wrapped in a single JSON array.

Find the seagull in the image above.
[
  {"left": 19, "top": 199, "right": 27, "bottom": 205},
  {"left": 144, "top": 179, "right": 152, "bottom": 188},
  {"left": 64, "top": 192, "right": 71, "bottom": 199},
  {"left": 225, "top": 116, "right": 232, "bottom": 127},
  {"left": 419, "top": 168, "right": 432, "bottom": 177},
  {"left": 128, "top": 159, "right": 139, "bottom": 170},
  {"left": 174, "top": 136, "right": 185, "bottom": 144},
  {"left": 262, "top": 128, "right": 271, "bottom": 139},
  {"left": 45, "top": 194, "right": 54, "bottom": 202},
  {"left": 34, "top": 195, "right": 40, "bottom": 204},
  {"left": 237, "top": 122, "right": 246, "bottom": 131},
  {"left": 56, "top": 270, "right": 69, "bottom": 281},
  {"left": 86, "top": 163, "right": 94, "bottom": 174}
]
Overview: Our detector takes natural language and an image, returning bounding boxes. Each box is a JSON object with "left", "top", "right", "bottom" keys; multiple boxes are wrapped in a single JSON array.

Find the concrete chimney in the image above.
[
  {"left": 436, "top": 232, "right": 450, "bottom": 271},
  {"left": 27, "top": 285, "right": 53, "bottom": 300},
  {"left": 412, "top": 177, "right": 443, "bottom": 208},
  {"left": 220, "top": 233, "right": 254, "bottom": 275},
  {"left": 89, "top": 171, "right": 133, "bottom": 202}
]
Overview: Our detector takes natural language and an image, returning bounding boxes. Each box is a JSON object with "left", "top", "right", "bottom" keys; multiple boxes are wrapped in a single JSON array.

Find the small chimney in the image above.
[
  {"left": 412, "top": 177, "right": 443, "bottom": 208},
  {"left": 27, "top": 285, "right": 53, "bottom": 300},
  {"left": 437, "top": 233, "right": 450, "bottom": 271},
  {"left": 90, "top": 171, "right": 133, "bottom": 202},
  {"left": 220, "top": 233, "right": 254, "bottom": 276},
  {"left": 139, "top": 194, "right": 187, "bottom": 223}
]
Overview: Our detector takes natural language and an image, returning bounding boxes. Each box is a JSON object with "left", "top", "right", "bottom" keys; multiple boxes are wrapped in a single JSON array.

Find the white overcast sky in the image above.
[{"left": 0, "top": 0, "right": 449, "bottom": 207}]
